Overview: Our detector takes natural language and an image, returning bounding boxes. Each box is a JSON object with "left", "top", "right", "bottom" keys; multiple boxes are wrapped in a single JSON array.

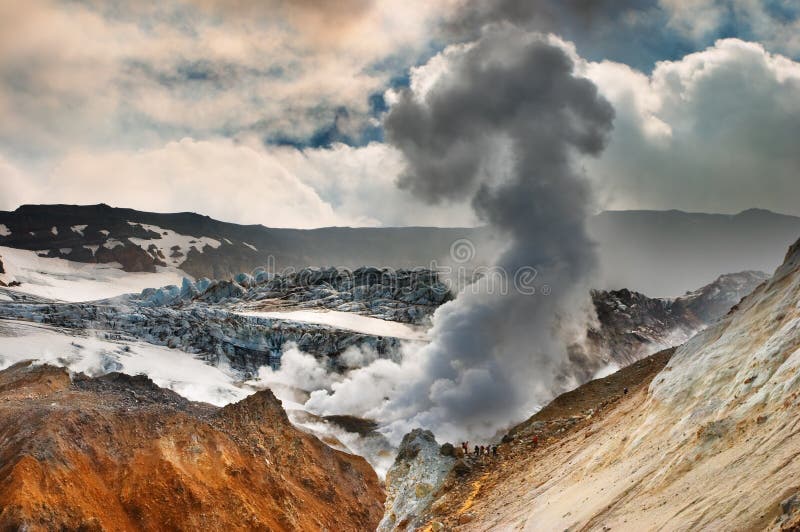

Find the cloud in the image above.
[
  {"left": 660, "top": 0, "right": 800, "bottom": 55},
  {"left": 582, "top": 38, "right": 800, "bottom": 216},
  {"left": 0, "top": 0, "right": 452, "bottom": 158},
  {"left": 445, "top": 0, "right": 800, "bottom": 69},
  {"left": 0, "top": 138, "right": 475, "bottom": 228},
  {"left": 1, "top": 138, "right": 361, "bottom": 228}
]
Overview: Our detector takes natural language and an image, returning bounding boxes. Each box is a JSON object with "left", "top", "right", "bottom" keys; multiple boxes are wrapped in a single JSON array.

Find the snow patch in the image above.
[
  {"left": 127, "top": 223, "right": 221, "bottom": 266},
  {"left": 101, "top": 238, "right": 124, "bottom": 249},
  {"left": 243, "top": 242, "right": 258, "bottom": 252},
  {"left": 0, "top": 246, "right": 187, "bottom": 302},
  {"left": 237, "top": 309, "right": 428, "bottom": 341},
  {"left": 50, "top": 226, "right": 58, "bottom": 235},
  {"left": 0, "top": 224, "right": 10, "bottom": 237},
  {"left": 99, "top": 229, "right": 110, "bottom": 236},
  {"left": 70, "top": 224, "right": 88, "bottom": 236}
]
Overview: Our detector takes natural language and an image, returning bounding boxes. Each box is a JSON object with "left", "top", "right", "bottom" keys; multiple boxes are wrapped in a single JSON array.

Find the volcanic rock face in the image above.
[
  {"left": 411, "top": 237, "right": 800, "bottom": 530},
  {"left": 0, "top": 362, "right": 384, "bottom": 531},
  {"left": 379, "top": 429, "right": 456, "bottom": 531},
  {"left": 587, "top": 270, "right": 768, "bottom": 366}
]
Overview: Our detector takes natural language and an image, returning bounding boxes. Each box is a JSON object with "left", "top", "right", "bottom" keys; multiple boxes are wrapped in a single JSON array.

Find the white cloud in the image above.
[
  {"left": 3, "top": 139, "right": 358, "bottom": 228},
  {"left": 1, "top": 138, "right": 475, "bottom": 228},
  {"left": 659, "top": 0, "right": 800, "bottom": 56},
  {"left": 584, "top": 38, "right": 800, "bottom": 215},
  {"left": 0, "top": 1, "right": 454, "bottom": 157}
]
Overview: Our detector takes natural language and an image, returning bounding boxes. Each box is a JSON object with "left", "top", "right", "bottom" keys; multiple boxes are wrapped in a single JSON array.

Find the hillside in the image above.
[
  {"left": 1, "top": 204, "right": 799, "bottom": 296},
  {"left": 0, "top": 361, "right": 385, "bottom": 531},
  {"left": 405, "top": 237, "right": 800, "bottom": 530}
]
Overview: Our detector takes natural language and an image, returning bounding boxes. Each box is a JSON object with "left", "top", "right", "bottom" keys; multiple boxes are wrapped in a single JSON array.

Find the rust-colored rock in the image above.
[{"left": 0, "top": 362, "right": 384, "bottom": 531}]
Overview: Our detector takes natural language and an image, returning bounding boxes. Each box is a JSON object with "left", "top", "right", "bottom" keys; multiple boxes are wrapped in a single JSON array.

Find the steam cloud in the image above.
[{"left": 308, "top": 25, "right": 615, "bottom": 443}]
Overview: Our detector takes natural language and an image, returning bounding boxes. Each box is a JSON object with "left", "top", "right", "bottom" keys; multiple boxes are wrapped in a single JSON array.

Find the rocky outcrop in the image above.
[
  {"left": 671, "top": 269, "right": 769, "bottom": 322},
  {"left": 587, "top": 270, "right": 768, "bottom": 366},
  {"left": 0, "top": 361, "right": 385, "bottom": 531},
  {"left": 379, "top": 429, "right": 456, "bottom": 531}
]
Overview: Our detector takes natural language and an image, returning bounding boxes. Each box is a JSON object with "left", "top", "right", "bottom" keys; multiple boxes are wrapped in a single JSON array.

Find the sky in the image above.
[{"left": 1, "top": 0, "right": 799, "bottom": 228}]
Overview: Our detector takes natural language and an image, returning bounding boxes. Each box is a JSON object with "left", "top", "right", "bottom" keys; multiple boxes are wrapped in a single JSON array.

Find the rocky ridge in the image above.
[
  {"left": 586, "top": 269, "right": 768, "bottom": 366},
  {"left": 136, "top": 265, "right": 452, "bottom": 324},
  {"left": 2, "top": 204, "right": 799, "bottom": 296},
  {"left": 0, "top": 361, "right": 385, "bottom": 531}
]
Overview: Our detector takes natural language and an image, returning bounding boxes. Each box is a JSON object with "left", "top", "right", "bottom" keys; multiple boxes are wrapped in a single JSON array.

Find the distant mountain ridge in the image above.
[
  {"left": 591, "top": 207, "right": 800, "bottom": 296},
  {"left": 1, "top": 203, "right": 799, "bottom": 297},
  {"left": 0, "top": 203, "right": 476, "bottom": 279}
]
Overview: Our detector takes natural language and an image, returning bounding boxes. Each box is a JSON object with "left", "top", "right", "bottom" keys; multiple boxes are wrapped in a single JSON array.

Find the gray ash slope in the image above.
[{"left": 1, "top": 203, "right": 799, "bottom": 296}]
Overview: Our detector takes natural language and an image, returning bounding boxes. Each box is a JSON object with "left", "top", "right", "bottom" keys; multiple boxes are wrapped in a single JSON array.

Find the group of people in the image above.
[{"left": 460, "top": 441, "right": 498, "bottom": 458}]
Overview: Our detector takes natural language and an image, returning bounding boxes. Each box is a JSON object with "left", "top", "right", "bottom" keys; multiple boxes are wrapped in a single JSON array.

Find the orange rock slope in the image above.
[{"left": 0, "top": 361, "right": 385, "bottom": 531}]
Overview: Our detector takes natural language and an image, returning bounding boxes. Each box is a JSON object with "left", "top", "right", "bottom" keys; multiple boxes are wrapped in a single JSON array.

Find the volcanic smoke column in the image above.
[{"left": 381, "top": 27, "right": 615, "bottom": 441}]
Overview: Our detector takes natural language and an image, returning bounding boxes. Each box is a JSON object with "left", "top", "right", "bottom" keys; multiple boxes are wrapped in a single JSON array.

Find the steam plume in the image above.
[{"left": 381, "top": 26, "right": 613, "bottom": 441}]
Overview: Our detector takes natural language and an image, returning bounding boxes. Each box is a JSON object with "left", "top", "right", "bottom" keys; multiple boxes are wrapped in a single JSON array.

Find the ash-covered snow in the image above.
[
  {"left": 127, "top": 222, "right": 221, "bottom": 267},
  {"left": 0, "top": 246, "right": 186, "bottom": 302},
  {"left": 70, "top": 224, "right": 88, "bottom": 236}
]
